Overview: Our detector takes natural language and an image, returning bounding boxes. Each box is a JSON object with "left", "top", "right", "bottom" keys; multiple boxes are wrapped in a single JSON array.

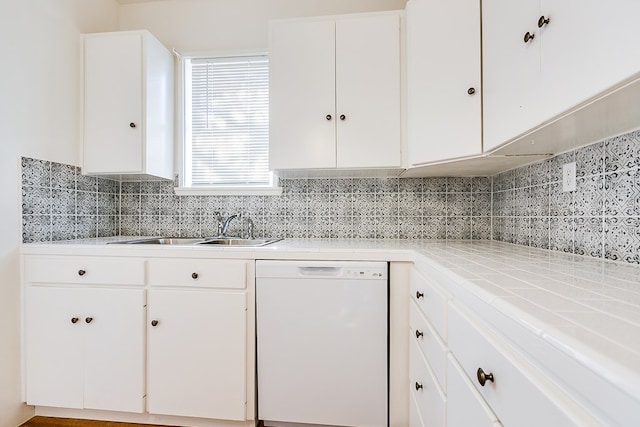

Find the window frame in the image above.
[{"left": 174, "top": 49, "right": 281, "bottom": 196}]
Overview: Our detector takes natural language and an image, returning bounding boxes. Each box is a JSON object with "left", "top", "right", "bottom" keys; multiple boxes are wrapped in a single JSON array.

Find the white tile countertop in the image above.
[{"left": 21, "top": 238, "right": 640, "bottom": 417}]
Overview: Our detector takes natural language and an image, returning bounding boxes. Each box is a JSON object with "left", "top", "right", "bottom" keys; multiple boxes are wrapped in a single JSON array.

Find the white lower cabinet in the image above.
[
  {"left": 147, "top": 289, "right": 247, "bottom": 420},
  {"left": 25, "top": 286, "right": 145, "bottom": 413}
]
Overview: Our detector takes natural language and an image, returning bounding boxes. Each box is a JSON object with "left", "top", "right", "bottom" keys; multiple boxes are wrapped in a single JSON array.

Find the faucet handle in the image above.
[{"left": 244, "top": 217, "right": 255, "bottom": 239}]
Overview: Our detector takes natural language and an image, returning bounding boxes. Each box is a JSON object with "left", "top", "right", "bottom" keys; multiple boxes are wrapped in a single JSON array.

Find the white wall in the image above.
[
  {"left": 119, "top": 0, "right": 407, "bottom": 52},
  {"left": 0, "top": 1, "right": 118, "bottom": 426}
]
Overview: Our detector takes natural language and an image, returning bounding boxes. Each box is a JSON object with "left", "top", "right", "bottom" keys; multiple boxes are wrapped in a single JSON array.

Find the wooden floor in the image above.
[{"left": 20, "top": 417, "right": 169, "bottom": 427}]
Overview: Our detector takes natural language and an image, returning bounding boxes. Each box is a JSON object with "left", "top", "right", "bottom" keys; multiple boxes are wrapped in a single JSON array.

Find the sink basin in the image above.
[
  {"left": 109, "top": 237, "right": 282, "bottom": 247},
  {"left": 196, "top": 237, "right": 282, "bottom": 247}
]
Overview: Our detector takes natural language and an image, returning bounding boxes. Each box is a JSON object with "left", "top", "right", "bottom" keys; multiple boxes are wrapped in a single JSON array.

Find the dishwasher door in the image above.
[{"left": 256, "top": 260, "right": 388, "bottom": 427}]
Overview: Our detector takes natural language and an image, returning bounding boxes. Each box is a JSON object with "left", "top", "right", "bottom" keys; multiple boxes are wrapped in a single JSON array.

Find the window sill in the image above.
[{"left": 174, "top": 186, "right": 283, "bottom": 196}]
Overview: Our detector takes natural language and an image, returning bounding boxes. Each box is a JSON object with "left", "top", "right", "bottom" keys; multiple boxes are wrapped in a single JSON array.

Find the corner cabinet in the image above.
[
  {"left": 82, "top": 30, "right": 174, "bottom": 180},
  {"left": 23, "top": 257, "right": 146, "bottom": 413},
  {"left": 269, "top": 12, "right": 402, "bottom": 171},
  {"left": 483, "top": 0, "right": 640, "bottom": 151},
  {"left": 406, "top": 0, "right": 482, "bottom": 166}
]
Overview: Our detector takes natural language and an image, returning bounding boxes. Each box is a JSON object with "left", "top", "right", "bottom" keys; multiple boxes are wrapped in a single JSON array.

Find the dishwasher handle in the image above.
[{"left": 298, "top": 266, "right": 344, "bottom": 277}]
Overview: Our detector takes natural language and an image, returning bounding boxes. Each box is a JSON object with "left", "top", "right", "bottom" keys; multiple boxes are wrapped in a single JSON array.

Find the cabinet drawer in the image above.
[
  {"left": 448, "top": 302, "right": 599, "bottom": 427},
  {"left": 409, "top": 389, "right": 426, "bottom": 427},
  {"left": 410, "top": 267, "right": 448, "bottom": 340},
  {"left": 24, "top": 256, "right": 144, "bottom": 286},
  {"left": 447, "top": 354, "right": 500, "bottom": 427},
  {"left": 147, "top": 259, "right": 248, "bottom": 289},
  {"left": 409, "top": 338, "right": 445, "bottom": 427},
  {"left": 410, "top": 299, "right": 447, "bottom": 391}
]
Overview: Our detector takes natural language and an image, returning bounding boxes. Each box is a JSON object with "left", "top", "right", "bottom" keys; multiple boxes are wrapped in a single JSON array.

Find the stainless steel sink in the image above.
[
  {"left": 109, "top": 237, "right": 282, "bottom": 247},
  {"left": 195, "top": 237, "right": 282, "bottom": 247}
]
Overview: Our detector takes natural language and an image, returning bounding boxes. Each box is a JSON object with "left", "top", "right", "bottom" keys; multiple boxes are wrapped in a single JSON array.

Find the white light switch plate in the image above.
[{"left": 563, "top": 162, "right": 576, "bottom": 192}]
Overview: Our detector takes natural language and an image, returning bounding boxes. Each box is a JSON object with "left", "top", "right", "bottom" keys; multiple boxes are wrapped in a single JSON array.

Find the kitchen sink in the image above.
[{"left": 109, "top": 237, "right": 282, "bottom": 247}]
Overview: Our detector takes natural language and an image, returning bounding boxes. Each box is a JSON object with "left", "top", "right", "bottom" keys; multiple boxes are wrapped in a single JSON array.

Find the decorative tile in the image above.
[
  {"left": 53, "top": 215, "right": 77, "bottom": 241},
  {"left": 550, "top": 217, "right": 575, "bottom": 253},
  {"left": 548, "top": 151, "right": 576, "bottom": 183},
  {"left": 98, "top": 178, "right": 118, "bottom": 194},
  {"left": 286, "top": 194, "right": 308, "bottom": 215},
  {"left": 352, "top": 178, "right": 377, "bottom": 194},
  {"left": 514, "top": 217, "right": 530, "bottom": 246},
  {"left": 472, "top": 177, "right": 492, "bottom": 193},
  {"left": 307, "top": 193, "right": 332, "bottom": 218},
  {"left": 399, "top": 178, "right": 423, "bottom": 194},
  {"left": 77, "top": 174, "right": 97, "bottom": 192},
  {"left": 331, "top": 178, "right": 353, "bottom": 194},
  {"left": 263, "top": 216, "right": 287, "bottom": 238},
  {"left": 447, "top": 193, "right": 472, "bottom": 217},
  {"left": 158, "top": 214, "right": 180, "bottom": 237},
  {"left": 376, "top": 193, "right": 399, "bottom": 217},
  {"left": 471, "top": 217, "right": 492, "bottom": 240},
  {"left": 282, "top": 178, "right": 308, "bottom": 195},
  {"left": 574, "top": 175, "right": 604, "bottom": 217},
  {"left": 604, "top": 217, "right": 640, "bottom": 264},
  {"left": 352, "top": 193, "right": 376, "bottom": 217},
  {"left": 604, "top": 169, "right": 640, "bottom": 217},
  {"left": 308, "top": 216, "right": 332, "bottom": 239},
  {"left": 51, "top": 189, "right": 76, "bottom": 215},
  {"left": 180, "top": 195, "right": 202, "bottom": 216},
  {"left": 494, "top": 169, "right": 515, "bottom": 191},
  {"left": 375, "top": 216, "right": 399, "bottom": 239},
  {"left": 353, "top": 215, "right": 376, "bottom": 239},
  {"left": 513, "top": 188, "right": 528, "bottom": 216},
  {"left": 120, "top": 215, "right": 141, "bottom": 236},
  {"left": 201, "top": 196, "right": 224, "bottom": 213},
  {"left": 422, "top": 193, "right": 447, "bottom": 216},
  {"left": 97, "top": 216, "right": 117, "bottom": 237},
  {"left": 528, "top": 185, "right": 549, "bottom": 217},
  {"left": 140, "top": 181, "right": 161, "bottom": 195},
  {"left": 244, "top": 196, "right": 265, "bottom": 217},
  {"left": 530, "top": 218, "right": 550, "bottom": 249},
  {"left": 329, "top": 216, "right": 353, "bottom": 239},
  {"left": 23, "top": 215, "right": 51, "bottom": 242},
  {"left": 157, "top": 180, "right": 175, "bottom": 194},
  {"left": 575, "top": 217, "right": 603, "bottom": 258},
  {"left": 399, "top": 192, "right": 422, "bottom": 217},
  {"left": 22, "top": 187, "right": 51, "bottom": 215},
  {"left": 576, "top": 141, "right": 604, "bottom": 177},
  {"left": 307, "top": 178, "right": 332, "bottom": 194},
  {"left": 399, "top": 216, "right": 422, "bottom": 239},
  {"left": 264, "top": 195, "right": 286, "bottom": 217},
  {"left": 423, "top": 217, "right": 447, "bottom": 240},
  {"left": 22, "top": 157, "right": 50, "bottom": 188},
  {"left": 121, "top": 181, "right": 141, "bottom": 194},
  {"left": 374, "top": 178, "right": 399, "bottom": 194},
  {"left": 51, "top": 163, "right": 77, "bottom": 190},
  {"left": 446, "top": 217, "right": 472, "bottom": 240},
  {"left": 604, "top": 130, "right": 640, "bottom": 172},
  {"left": 492, "top": 217, "right": 513, "bottom": 243},
  {"left": 75, "top": 215, "right": 97, "bottom": 240},
  {"left": 447, "top": 177, "right": 472, "bottom": 193},
  {"left": 159, "top": 195, "right": 180, "bottom": 216},
  {"left": 530, "top": 160, "right": 550, "bottom": 186},
  {"left": 514, "top": 165, "right": 531, "bottom": 189},
  {"left": 330, "top": 193, "right": 352, "bottom": 217},
  {"left": 120, "top": 194, "right": 141, "bottom": 216},
  {"left": 200, "top": 213, "right": 222, "bottom": 237},
  {"left": 286, "top": 217, "right": 309, "bottom": 239},
  {"left": 76, "top": 191, "right": 97, "bottom": 216},
  {"left": 139, "top": 215, "right": 160, "bottom": 236},
  {"left": 179, "top": 214, "right": 201, "bottom": 237},
  {"left": 423, "top": 177, "right": 447, "bottom": 193},
  {"left": 98, "top": 193, "right": 117, "bottom": 216},
  {"left": 549, "top": 182, "right": 574, "bottom": 217}
]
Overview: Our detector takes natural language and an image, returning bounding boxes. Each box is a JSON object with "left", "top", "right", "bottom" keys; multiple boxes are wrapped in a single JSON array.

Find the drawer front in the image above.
[
  {"left": 409, "top": 338, "right": 445, "bottom": 427},
  {"left": 409, "top": 389, "right": 426, "bottom": 427},
  {"left": 410, "top": 267, "right": 448, "bottom": 340},
  {"left": 25, "top": 256, "right": 145, "bottom": 285},
  {"left": 147, "top": 259, "right": 248, "bottom": 289},
  {"left": 447, "top": 354, "right": 500, "bottom": 427},
  {"left": 448, "top": 302, "right": 599, "bottom": 427},
  {"left": 410, "top": 299, "right": 447, "bottom": 390}
]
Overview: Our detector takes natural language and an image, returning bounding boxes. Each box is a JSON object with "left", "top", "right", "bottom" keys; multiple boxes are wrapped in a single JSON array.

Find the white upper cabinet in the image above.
[
  {"left": 82, "top": 30, "right": 174, "bottom": 180},
  {"left": 483, "top": 0, "right": 640, "bottom": 152},
  {"left": 269, "top": 12, "right": 402, "bottom": 171},
  {"left": 406, "top": 0, "right": 482, "bottom": 166}
]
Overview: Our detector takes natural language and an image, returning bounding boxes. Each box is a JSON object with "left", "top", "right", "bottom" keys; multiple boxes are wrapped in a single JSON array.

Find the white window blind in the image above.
[{"left": 185, "top": 55, "right": 270, "bottom": 187}]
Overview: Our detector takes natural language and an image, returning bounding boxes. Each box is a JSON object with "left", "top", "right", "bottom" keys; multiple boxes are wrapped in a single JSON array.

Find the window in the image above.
[{"left": 178, "top": 54, "right": 279, "bottom": 195}]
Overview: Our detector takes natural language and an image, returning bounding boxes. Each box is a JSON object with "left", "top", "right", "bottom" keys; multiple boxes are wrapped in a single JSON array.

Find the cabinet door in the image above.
[
  {"left": 336, "top": 14, "right": 401, "bottom": 168},
  {"left": 83, "top": 288, "right": 145, "bottom": 413},
  {"left": 84, "top": 33, "right": 143, "bottom": 174},
  {"left": 147, "top": 289, "right": 247, "bottom": 420},
  {"left": 25, "top": 287, "right": 84, "bottom": 409},
  {"left": 540, "top": 0, "right": 640, "bottom": 118},
  {"left": 269, "top": 19, "right": 337, "bottom": 170},
  {"left": 482, "top": 0, "right": 542, "bottom": 151},
  {"left": 406, "top": 0, "right": 482, "bottom": 165}
]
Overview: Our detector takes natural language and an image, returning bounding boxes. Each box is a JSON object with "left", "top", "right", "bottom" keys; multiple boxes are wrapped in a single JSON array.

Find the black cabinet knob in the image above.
[
  {"left": 524, "top": 31, "right": 535, "bottom": 43},
  {"left": 416, "top": 291, "right": 424, "bottom": 299},
  {"left": 326, "top": 114, "right": 332, "bottom": 121},
  {"left": 477, "top": 367, "right": 495, "bottom": 386},
  {"left": 129, "top": 122, "right": 136, "bottom": 128},
  {"left": 192, "top": 272, "right": 199, "bottom": 279},
  {"left": 415, "top": 330, "right": 424, "bottom": 339},
  {"left": 151, "top": 320, "right": 159, "bottom": 327},
  {"left": 85, "top": 317, "right": 93, "bottom": 324},
  {"left": 538, "top": 15, "right": 550, "bottom": 28},
  {"left": 78, "top": 269, "right": 86, "bottom": 276},
  {"left": 71, "top": 317, "right": 79, "bottom": 324},
  {"left": 339, "top": 114, "right": 346, "bottom": 121},
  {"left": 415, "top": 382, "right": 423, "bottom": 391},
  {"left": 467, "top": 87, "right": 476, "bottom": 95}
]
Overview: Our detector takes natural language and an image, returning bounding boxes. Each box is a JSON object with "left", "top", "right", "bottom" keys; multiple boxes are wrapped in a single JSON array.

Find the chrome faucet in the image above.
[{"left": 220, "top": 213, "right": 241, "bottom": 237}]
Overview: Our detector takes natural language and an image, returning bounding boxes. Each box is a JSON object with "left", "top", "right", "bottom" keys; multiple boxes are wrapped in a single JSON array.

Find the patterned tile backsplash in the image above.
[
  {"left": 20, "top": 128, "right": 640, "bottom": 264},
  {"left": 492, "top": 129, "right": 640, "bottom": 264},
  {"left": 21, "top": 158, "right": 119, "bottom": 242}
]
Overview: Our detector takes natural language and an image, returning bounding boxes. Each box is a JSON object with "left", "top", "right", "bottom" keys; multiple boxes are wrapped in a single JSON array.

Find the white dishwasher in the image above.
[{"left": 256, "top": 260, "right": 388, "bottom": 427}]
